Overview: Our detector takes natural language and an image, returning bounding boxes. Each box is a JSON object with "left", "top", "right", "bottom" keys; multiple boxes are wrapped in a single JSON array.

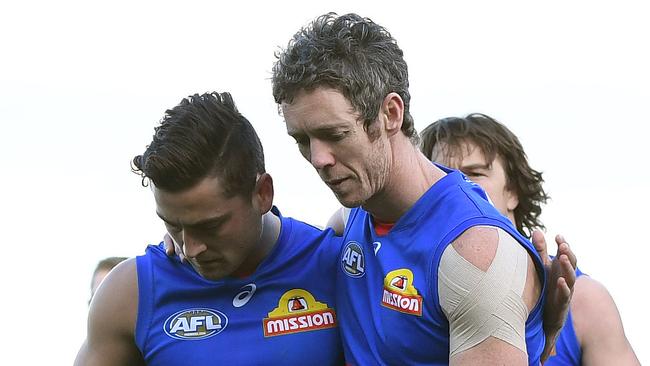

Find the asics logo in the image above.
[
  {"left": 373, "top": 241, "right": 381, "bottom": 255},
  {"left": 233, "top": 283, "right": 257, "bottom": 308}
]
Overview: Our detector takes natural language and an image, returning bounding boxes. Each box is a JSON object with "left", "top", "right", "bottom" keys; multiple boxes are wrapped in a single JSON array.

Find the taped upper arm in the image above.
[
  {"left": 439, "top": 226, "right": 537, "bottom": 365},
  {"left": 74, "top": 258, "right": 144, "bottom": 366}
]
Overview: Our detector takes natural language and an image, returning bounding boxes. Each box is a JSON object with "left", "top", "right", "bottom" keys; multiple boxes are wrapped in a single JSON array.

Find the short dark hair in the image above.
[
  {"left": 132, "top": 92, "right": 265, "bottom": 197},
  {"left": 93, "top": 257, "right": 127, "bottom": 278},
  {"left": 420, "top": 113, "right": 549, "bottom": 237},
  {"left": 272, "top": 12, "right": 417, "bottom": 142}
]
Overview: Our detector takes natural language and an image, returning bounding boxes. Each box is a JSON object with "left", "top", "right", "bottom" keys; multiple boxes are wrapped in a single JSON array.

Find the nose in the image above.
[
  {"left": 309, "top": 139, "right": 335, "bottom": 170},
  {"left": 182, "top": 231, "right": 207, "bottom": 258}
]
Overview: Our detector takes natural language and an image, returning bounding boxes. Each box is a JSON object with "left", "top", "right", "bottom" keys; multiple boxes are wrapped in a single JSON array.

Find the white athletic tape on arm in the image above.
[{"left": 438, "top": 227, "right": 529, "bottom": 356}]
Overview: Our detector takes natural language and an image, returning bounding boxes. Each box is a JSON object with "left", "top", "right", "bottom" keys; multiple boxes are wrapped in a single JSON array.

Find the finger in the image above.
[
  {"left": 557, "top": 239, "right": 577, "bottom": 269},
  {"left": 557, "top": 242, "right": 577, "bottom": 270},
  {"left": 164, "top": 233, "right": 187, "bottom": 263},
  {"left": 556, "top": 277, "right": 572, "bottom": 304},
  {"left": 559, "top": 254, "right": 577, "bottom": 289},
  {"left": 532, "top": 230, "right": 551, "bottom": 266}
]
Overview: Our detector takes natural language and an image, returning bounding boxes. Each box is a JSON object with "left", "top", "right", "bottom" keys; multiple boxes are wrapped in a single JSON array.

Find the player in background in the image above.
[
  {"left": 421, "top": 113, "right": 639, "bottom": 365},
  {"left": 90, "top": 256, "right": 127, "bottom": 302}
]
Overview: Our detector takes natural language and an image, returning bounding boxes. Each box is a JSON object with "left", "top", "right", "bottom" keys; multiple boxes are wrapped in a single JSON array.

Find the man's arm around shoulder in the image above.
[{"left": 74, "top": 258, "right": 144, "bottom": 366}]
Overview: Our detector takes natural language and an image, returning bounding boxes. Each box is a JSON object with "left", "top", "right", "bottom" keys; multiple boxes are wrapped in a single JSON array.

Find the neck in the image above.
[
  {"left": 232, "top": 211, "right": 281, "bottom": 277},
  {"left": 259, "top": 211, "right": 282, "bottom": 252},
  {"left": 363, "top": 138, "right": 445, "bottom": 223}
]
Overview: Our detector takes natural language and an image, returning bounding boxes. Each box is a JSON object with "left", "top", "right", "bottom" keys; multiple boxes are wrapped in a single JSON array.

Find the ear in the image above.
[
  {"left": 252, "top": 173, "right": 274, "bottom": 214},
  {"left": 380, "top": 92, "right": 404, "bottom": 137},
  {"left": 505, "top": 188, "right": 519, "bottom": 212}
]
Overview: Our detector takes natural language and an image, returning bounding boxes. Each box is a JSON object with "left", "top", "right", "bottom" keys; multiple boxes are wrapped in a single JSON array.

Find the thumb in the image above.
[{"left": 532, "top": 229, "right": 550, "bottom": 266}]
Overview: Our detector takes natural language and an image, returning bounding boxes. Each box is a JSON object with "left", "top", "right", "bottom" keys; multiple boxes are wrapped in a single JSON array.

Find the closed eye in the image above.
[
  {"left": 463, "top": 170, "right": 485, "bottom": 178},
  {"left": 289, "top": 133, "right": 309, "bottom": 146},
  {"left": 294, "top": 137, "right": 309, "bottom": 146},
  {"left": 324, "top": 131, "right": 348, "bottom": 141}
]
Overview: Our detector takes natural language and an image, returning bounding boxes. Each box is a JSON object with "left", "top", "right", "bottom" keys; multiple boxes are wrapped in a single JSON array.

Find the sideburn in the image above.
[{"left": 364, "top": 118, "right": 382, "bottom": 141}]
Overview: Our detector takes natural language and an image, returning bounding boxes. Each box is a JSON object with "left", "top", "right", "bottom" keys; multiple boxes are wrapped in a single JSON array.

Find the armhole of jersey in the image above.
[{"left": 134, "top": 252, "right": 154, "bottom": 354}]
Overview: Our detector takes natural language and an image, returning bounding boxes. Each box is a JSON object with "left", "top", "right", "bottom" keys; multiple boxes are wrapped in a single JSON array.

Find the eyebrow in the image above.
[
  {"left": 459, "top": 163, "right": 491, "bottom": 171},
  {"left": 156, "top": 212, "right": 229, "bottom": 228},
  {"left": 287, "top": 123, "right": 350, "bottom": 138},
  {"left": 313, "top": 125, "right": 349, "bottom": 134}
]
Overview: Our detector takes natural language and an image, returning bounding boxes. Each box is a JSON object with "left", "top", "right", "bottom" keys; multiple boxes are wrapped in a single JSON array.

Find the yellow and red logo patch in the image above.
[
  {"left": 263, "top": 289, "right": 337, "bottom": 337},
  {"left": 381, "top": 269, "right": 423, "bottom": 316}
]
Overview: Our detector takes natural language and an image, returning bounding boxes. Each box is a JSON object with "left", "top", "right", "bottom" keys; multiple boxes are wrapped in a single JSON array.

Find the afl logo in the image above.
[
  {"left": 341, "top": 241, "right": 365, "bottom": 277},
  {"left": 164, "top": 308, "right": 228, "bottom": 340}
]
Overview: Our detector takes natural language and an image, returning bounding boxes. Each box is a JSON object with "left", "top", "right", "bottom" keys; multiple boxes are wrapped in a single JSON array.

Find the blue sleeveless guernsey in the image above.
[
  {"left": 135, "top": 208, "right": 344, "bottom": 365},
  {"left": 336, "top": 166, "right": 546, "bottom": 365},
  {"left": 546, "top": 267, "right": 585, "bottom": 366}
]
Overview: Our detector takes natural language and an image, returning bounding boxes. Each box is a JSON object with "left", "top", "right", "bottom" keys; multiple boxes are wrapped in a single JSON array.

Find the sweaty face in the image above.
[
  {"left": 281, "top": 87, "right": 390, "bottom": 208},
  {"left": 431, "top": 141, "right": 519, "bottom": 223},
  {"left": 153, "top": 176, "right": 263, "bottom": 281}
]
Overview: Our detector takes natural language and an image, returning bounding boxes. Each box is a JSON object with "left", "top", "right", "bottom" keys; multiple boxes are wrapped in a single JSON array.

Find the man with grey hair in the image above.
[{"left": 272, "top": 13, "right": 575, "bottom": 365}]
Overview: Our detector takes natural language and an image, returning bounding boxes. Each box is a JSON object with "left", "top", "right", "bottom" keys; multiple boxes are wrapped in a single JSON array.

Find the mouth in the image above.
[
  {"left": 195, "top": 257, "right": 225, "bottom": 268},
  {"left": 325, "top": 177, "right": 348, "bottom": 188}
]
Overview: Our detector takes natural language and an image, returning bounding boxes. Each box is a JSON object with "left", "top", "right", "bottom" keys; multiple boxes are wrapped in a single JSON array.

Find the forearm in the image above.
[{"left": 539, "top": 329, "right": 560, "bottom": 364}]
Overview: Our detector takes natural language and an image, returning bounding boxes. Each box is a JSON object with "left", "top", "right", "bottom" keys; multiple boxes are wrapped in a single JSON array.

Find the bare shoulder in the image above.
[
  {"left": 571, "top": 275, "right": 640, "bottom": 365},
  {"left": 571, "top": 276, "right": 622, "bottom": 340},
  {"left": 450, "top": 226, "right": 499, "bottom": 271},
  {"left": 74, "top": 258, "right": 142, "bottom": 366},
  {"left": 572, "top": 276, "right": 612, "bottom": 306},
  {"left": 90, "top": 258, "right": 139, "bottom": 319}
]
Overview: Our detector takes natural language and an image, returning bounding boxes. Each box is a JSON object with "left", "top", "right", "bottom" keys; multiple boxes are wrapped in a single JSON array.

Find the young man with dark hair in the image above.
[
  {"left": 272, "top": 13, "right": 574, "bottom": 365},
  {"left": 74, "top": 92, "right": 343, "bottom": 365},
  {"left": 421, "top": 113, "right": 640, "bottom": 365}
]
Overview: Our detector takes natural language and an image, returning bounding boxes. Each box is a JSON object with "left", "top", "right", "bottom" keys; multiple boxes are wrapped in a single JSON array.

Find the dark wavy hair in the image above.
[
  {"left": 272, "top": 12, "right": 418, "bottom": 142},
  {"left": 420, "top": 113, "right": 549, "bottom": 237},
  {"left": 132, "top": 92, "right": 265, "bottom": 197}
]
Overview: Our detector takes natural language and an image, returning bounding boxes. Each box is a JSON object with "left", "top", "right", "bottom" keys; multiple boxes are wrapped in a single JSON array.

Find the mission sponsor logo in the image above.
[
  {"left": 263, "top": 289, "right": 337, "bottom": 337},
  {"left": 381, "top": 269, "right": 423, "bottom": 316},
  {"left": 341, "top": 241, "right": 365, "bottom": 277},
  {"left": 164, "top": 308, "right": 228, "bottom": 340}
]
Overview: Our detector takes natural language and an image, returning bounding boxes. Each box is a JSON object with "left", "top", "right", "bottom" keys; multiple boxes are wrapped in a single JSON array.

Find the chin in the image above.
[
  {"left": 199, "top": 269, "right": 230, "bottom": 281},
  {"left": 335, "top": 194, "right": 365, "bottom": 208}
]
